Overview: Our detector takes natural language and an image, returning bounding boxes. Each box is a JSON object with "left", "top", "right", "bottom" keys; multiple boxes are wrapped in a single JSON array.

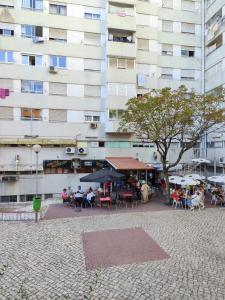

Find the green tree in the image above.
[{"left": 119, "top": 85, "right": 225, "bottom": 201}]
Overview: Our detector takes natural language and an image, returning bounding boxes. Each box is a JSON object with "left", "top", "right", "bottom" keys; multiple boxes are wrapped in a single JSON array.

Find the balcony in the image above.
[
  {"left": 107, "top": 13, "right": 136, "bottom": 32},
  {"left": 107, "top": 40, "right": 136, "bottom": 58},
  {"left": 205, "top": 15, "right": 225, "bottom": 45},
  {"left": 107, "top": 29, "right": 136, "bottom": 57},
  {"left": 105, "top": 120, "right": 134, "bottom": 134}
]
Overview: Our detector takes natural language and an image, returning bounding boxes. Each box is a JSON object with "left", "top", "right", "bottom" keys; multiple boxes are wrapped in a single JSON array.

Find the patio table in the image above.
[{"left": 119, "top": 192, "right": 133, "bottom": 207}]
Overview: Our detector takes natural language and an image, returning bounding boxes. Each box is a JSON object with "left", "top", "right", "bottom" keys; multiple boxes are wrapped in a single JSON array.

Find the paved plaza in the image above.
[{"left": 0, "top": 208, "right": 224, "bottom": 300}]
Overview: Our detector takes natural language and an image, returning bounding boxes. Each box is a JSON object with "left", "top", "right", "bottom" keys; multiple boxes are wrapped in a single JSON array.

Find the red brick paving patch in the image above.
[{"left": 82, "top": 228, "right": 169, "bottom": 270}]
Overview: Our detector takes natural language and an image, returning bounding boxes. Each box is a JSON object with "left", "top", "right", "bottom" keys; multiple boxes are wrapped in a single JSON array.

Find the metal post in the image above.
[
  {"left": 35, "top": 152, "right": 38, "bottom": 196},
  {"left": 35, "top": 152, "right": 38, "bottom": 223}
]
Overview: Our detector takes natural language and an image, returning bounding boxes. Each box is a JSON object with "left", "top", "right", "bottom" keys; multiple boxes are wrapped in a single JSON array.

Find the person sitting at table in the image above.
[
  {"left": 74, "top": 186, "right": 84, "bottom": 210},
  {"left": 215, "top": 186, "right": 225, "bottom": 206},
  {"left": 85, "top": 187, "right": 95, "bottom": 205},
  {"left": 198, "top": 187, "right": 205, "bottom": 209},
  {"left": 186, "top": 191, "right": 202, "bottom": 210},
  {"left": 67, "top": 186, "right": 73, "bottom": 203},
  {"left": 61, "top": 188, "right": 69, "bottom": 206}
]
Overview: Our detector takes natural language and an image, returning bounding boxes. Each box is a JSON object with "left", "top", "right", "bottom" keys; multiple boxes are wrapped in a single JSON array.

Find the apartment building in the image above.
[
  {"left": 0, "top": 0, "right": 203, "bottom": 201},
  {"left": 204, "top": 0, "right": 225, "bottom": 172}
]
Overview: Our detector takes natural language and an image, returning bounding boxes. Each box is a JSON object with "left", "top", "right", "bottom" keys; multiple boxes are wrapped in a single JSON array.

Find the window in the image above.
[
  {"left": 109, "top": 109, "right": 124, "bottom": 120},
  {"left": 84, "top": 85, "right": 101, "bottom": 97},
  {"left": 84, "top": 32, "right": 101, "bottom": 46},
  {"left": 162, "top": 20, "right": 173, "bottom": 32},
  {"left": 0, "top": 26, "right": 14, "bottom": 36},
  {"left": 106, "top": 141, "right": 130, "bottom": 148},
  {"left": 161, "top": 44, "right": 173, "bottom": 56},
  {"left": 21, "top": 108, "right": 42, "bottom": 120},
  {"left": 181, "top": 46, "right": 195, "bottom": 57},
  {"left": 21, "top": 80, "right": 43, "bottom": 93},
  {"left": 84, "top": 13, "right": 100, "bottom": 20},
  {"left": 22, "top": 0, "right": 43, "bottom": 10},
  {"left": 181, "top": 69, "right": 195, "bottom": 80},
  {"left": 22, "top": 54, "right": 42, "bottom": 66},
  {"left": 161, "top": 68, "right": 173, "bottom": 79},
  {"left": 84, "top": 59, "right": 101, "bottom": 71},
  {"left": 49, "top": 3, "right": 67, "bottom": 15},
  {"left": 108, "top": 83, "right": 136, "bottom": 97},
  {"left": 0, "top": 78, "right": 13, "bottom": 91},
  {"left": 181, "top": 22, "right": 195, "bottom": 34},
  {"left": 108, "top": 30, "right": 134, "bottom": 43},
  {"left": 49, "top": 55, "right": 66, "bottom": 68},
  {"left": 0, "top": 107, "right": 13, "bottom": 120},
  {"left": 181, "top": 0, "right": 195, "bottom": 11},
  {"left": 49, "top": 109, "right": 67, "bottom": 122},
  {"left": 162, "top": 0, "right": 173, "bottom": 9},
  {"left": 0, "top": 50, "right": 13, "bottom": 63},
  {"left": 84, "top": 115, "right": 100, "bottom": 122},
  {"left": 49, "top": 82, "right": 67, "bottom": 95},
  {"left": 137, "top": 39, "right": 149, "bottom": 51},
  {"left": 21, "top": 25, "right": 43, "bottom": 38},
  {"left": 0, "top": 0, "right": 14, "bottom": 8},
  {"left": 109, "top": 57, "right": 135, "bottom": 69},
  {"left": 49, "top": 28, "right": 67, "bottom": 42},
  {"left": 206, "top": 34, "right": 222, "bottom": 55}
]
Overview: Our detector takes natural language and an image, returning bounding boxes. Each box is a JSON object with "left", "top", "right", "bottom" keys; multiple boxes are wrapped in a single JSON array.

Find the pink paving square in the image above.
[{"left": 82, "top": 228, "right": 169, "bottom": 270}]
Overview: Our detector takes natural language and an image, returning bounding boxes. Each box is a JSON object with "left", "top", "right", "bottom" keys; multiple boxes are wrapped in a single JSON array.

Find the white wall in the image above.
[
  {"left": 67, "top": 110, "right": 84, "bottom": 122},
  {"left": 67, "top": 4, "right": 84, "bottom": 17},
  {"left": 67, "top": 84, "right": 84, "bottom": 97},
  {"left": 67, "top": 57, "right": 84, "bottom": 70},
  {"left": 67, "top": 31, "right": 84, "bottom": 44},
  {"left": 173, "top": 22, "right": 181, "bottom": 33}
]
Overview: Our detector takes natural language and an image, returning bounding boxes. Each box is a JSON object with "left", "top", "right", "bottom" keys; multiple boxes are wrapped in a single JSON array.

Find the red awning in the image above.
[{"left": 106, "top": 157, "right": 154, "bottom": 170}]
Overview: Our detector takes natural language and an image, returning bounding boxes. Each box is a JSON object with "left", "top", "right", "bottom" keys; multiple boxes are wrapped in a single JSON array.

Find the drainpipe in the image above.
[{"left": 201, "top": 0, "right": 207, "bottom": 158}]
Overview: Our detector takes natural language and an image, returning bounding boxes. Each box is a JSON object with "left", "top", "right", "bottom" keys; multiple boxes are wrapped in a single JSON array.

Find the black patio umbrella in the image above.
[{"left": 80, "top": 168, "right": 124, "bottom": 183}]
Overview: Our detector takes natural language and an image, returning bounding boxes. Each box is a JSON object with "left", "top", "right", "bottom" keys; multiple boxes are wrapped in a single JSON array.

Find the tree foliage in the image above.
[{"left": 119, "top": 85, "right": 225, "bottom": 199}]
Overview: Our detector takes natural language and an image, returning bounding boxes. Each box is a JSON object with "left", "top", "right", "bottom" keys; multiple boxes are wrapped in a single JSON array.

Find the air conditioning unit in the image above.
[
  {"left": 33, "top": 36, "right": 45, "bottom": 43},
  {"left": 65, "top": 147, "right": 76, "bottom": 154},
  {"left": 77, "top": 147, "right": 88, "bottom": 155},
  {"left": 49, "top": 66, "right": 57, "bottom": 74},
  {"left": 90, "top": 122, "right": 98, "bottom": 129}
]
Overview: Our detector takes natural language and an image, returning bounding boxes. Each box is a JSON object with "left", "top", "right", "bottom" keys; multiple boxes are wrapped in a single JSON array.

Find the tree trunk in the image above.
[{"left": 162, "top": 161, "right": 170, "bottom": 204}]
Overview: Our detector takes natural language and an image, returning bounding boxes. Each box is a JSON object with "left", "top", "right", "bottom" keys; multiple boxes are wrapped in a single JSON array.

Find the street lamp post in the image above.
[{"left": 32, "top": 144, "right": 41, "bottom": 223}]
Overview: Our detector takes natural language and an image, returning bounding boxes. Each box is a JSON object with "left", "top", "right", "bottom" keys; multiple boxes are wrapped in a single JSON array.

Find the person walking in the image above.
[{"left": 141, "top": 181, "right": 151, "bottom": 203}]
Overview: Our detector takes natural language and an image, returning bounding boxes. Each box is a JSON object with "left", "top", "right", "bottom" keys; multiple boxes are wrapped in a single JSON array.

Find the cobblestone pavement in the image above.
[{"left": 0, "top": 208, "right": 224, "bottom": 300}]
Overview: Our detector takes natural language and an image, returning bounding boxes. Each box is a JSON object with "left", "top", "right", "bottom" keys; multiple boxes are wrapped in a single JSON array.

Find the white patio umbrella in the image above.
[
  {"left": 179, "top": 178, "right": 200, "bottom": 186},
  {"left": 207, "top": 176, "right": 225, "bottom": 184},
  {"left": 184, "top": 174, "right": 205, "bottom": 181},
  {"left": 192, "top": 158, "right": 211, "bottom": 164},
  {"left": 169, "top": 176, "right": 200, "bottom": 186},
  {"left": 168, "top": 176, "right": 183, "bottom": 184}
]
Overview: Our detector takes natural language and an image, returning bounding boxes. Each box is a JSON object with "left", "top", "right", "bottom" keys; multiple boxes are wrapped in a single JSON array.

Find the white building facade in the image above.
[{"left": 0, "top": 0, "right": 223, "bottom": 201}]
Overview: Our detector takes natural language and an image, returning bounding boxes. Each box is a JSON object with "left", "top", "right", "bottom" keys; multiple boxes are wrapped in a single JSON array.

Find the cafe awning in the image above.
[{"left": 106, "top": 157, "right": 154, "bottom": 170}]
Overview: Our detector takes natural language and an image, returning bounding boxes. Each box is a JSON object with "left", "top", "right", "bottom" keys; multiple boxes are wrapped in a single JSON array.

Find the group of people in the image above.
[
  {"left": 61, "top": 186, "right": 96, "bottom": 209},
  {"left": 171, "top": 186, "right": 205, "bottom": 210}
]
